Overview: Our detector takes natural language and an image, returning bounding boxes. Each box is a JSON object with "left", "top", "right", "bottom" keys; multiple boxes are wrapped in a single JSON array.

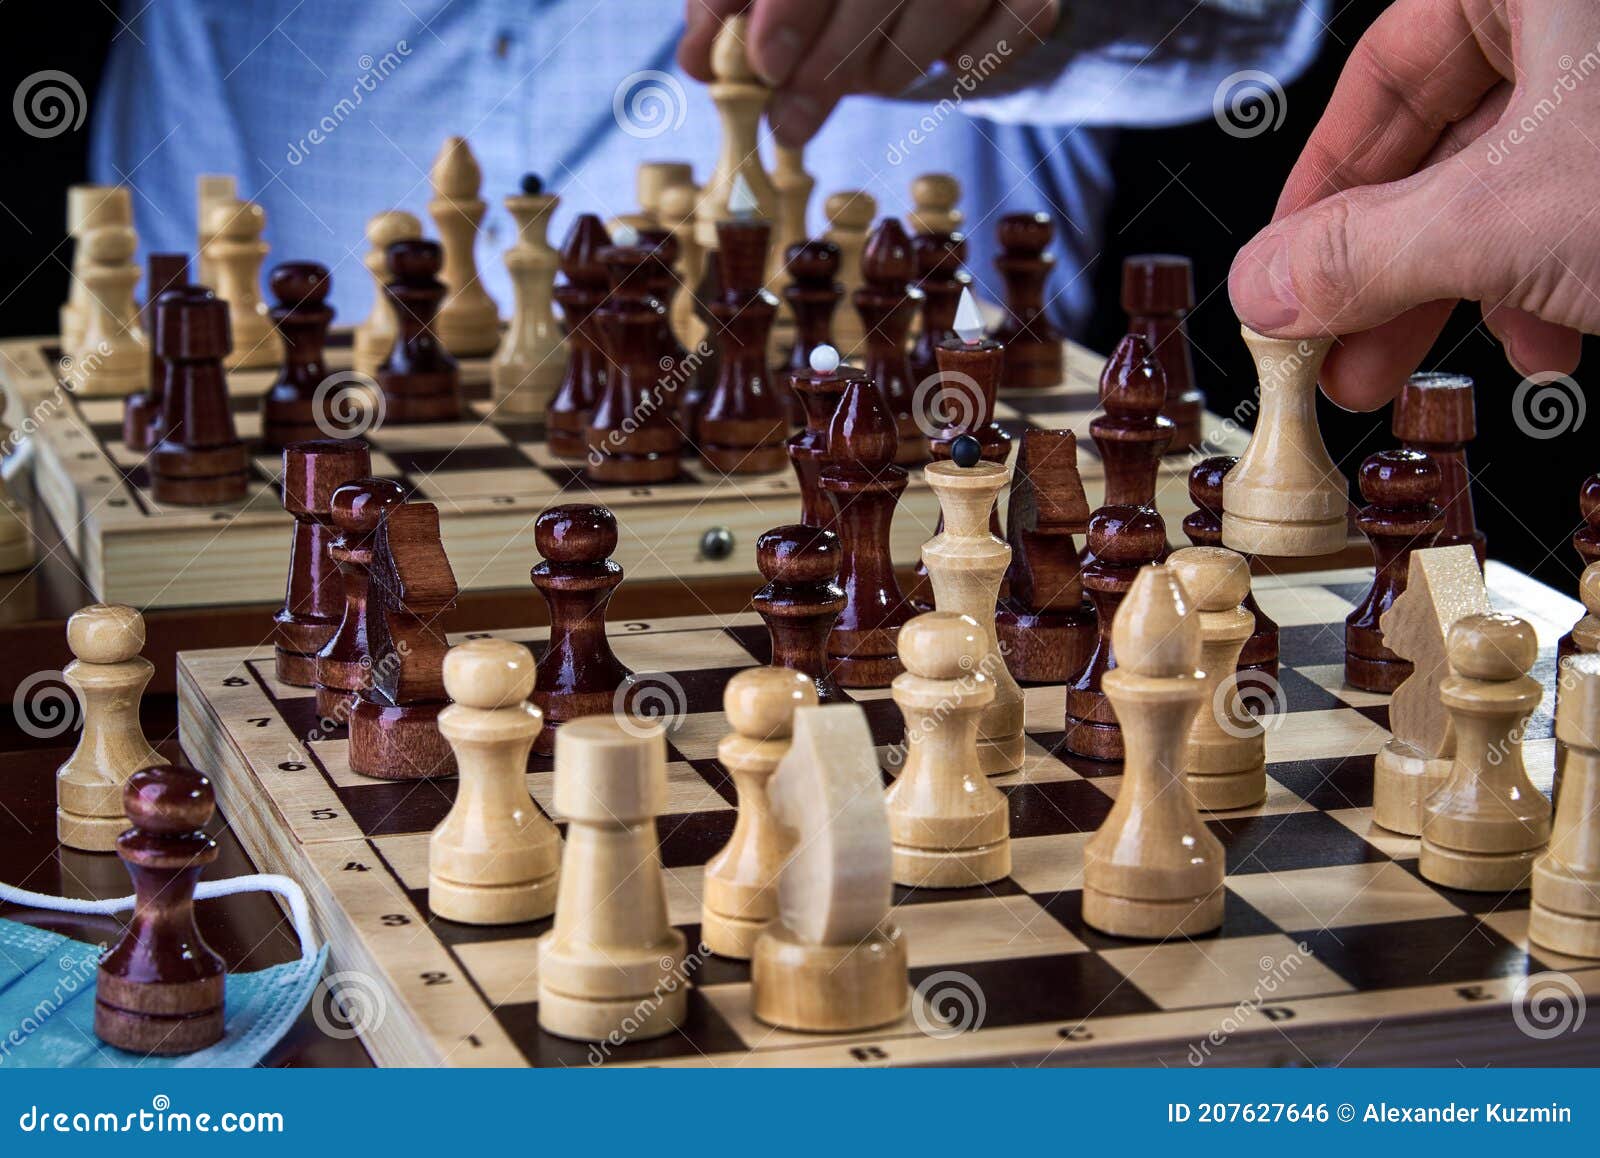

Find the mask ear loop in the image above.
[{"left": 0, "top": 875, "right": 319, "bottom": 962}]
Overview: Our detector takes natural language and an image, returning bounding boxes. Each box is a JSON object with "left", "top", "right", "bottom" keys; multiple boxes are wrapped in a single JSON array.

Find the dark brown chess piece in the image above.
[
  {"left": 696, "top": 216, "right": 787, "bottom": 473},
  {"left": 94, "top": 765, "right": 226, "bottom": 1056},
  {"left": 855, "top": 219, "right": 927, "bottom": 465},
  {"left": 679, "top": 256, "right": 723, "bottom": 431},
  {"left": 753, "top": 524, "right": 847, "bottom": 704},
  {"left": 376, "top": 239, "right": 461, "bottom": 424},
  {"left": 349, "top": 500, "right": 459, "bottom": 779},
  {"left": 586, "top": 241, "right": 682, "bottom": 483},
  {"left": 261, "top": 261, "right": 336, "bottom": 449},
  {"left": 149, "top": 287, "right": 249, "bottom": 506},
  {"left": 1184, "top": 456, "right": 1279, "bottom": 686},
  {"left": 124, "top": 252, "right": 189, "bottom": 452},
  {"left": 1560, "top": 474, "right": 1600, "bottom": 660},
  {"left": 546, "top": 215, "right": 612, "bottom": 458},
  {"left": 787, "top": 349, "right": 848, "bottom": 528},
  {"left": 991, "top": 212, "right": 1063, "bottom": 390},
  {"left": 822, "top": 371, "right": 910, "bottom": 687},
  {"left": 996, "top": 429, "right": 1096, "bottom": 684},
  {"left": 1093, "top": 334, "right": 1173, "bottom": 508},
  {"left": 908, "top": 230, "right": 971, "bottom": 387},
  {"left": 315, "top": 477, "right": 405, "bottom": 722},
  {"left": 1393, "top": 372, "right": 1485, "bottom": 565},
  {"left": 1345, "top": 449, "right": 1444, "bottom": 693},
  {"left": 1065, "top": 504, "right": 1166, "bottom": 761},
  {"left": 638, "top": 227, "right": 690, "bottom": 372},
  {"left": 781, "top": 239, "right": 842, "bottom": 425},
  {"left": 274, "top": 439, "right": 372, "bottom": 687},
  {"left": 530, "top": 504, "right": 634, "bottom": 754},
  {"left": 1123, "top": 255, "right": 1205, "bottom": 453}
]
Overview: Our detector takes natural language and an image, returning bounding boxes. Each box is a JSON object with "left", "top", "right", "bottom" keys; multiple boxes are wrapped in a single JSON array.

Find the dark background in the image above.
[{"left": 0, "top": 1, "right": 1589, "bottom": 598}]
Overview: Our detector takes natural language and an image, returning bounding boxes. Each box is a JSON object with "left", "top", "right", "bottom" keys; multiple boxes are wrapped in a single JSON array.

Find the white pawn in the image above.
[
  {"left": 824, "top": 190, "right": 875, "bottom": 357},
  {"left": 887, "top": 612, "right": 1009, "bottom": 887},
  {"left": 429, "top": 639, "right": 561, "bottom": 924},
  {"left": 907, "top": 173, "right": 962, "bottom": 237},
  {"left": 206, "top": 199, "right": 276, "bottom": 370},
  {"left": 701, "top": 666, "right": 817, "bottom": 959},
  {"left": 55, "top": 605, "right": 162, "bottom": 851},
  {"left": 428, "top": 137, "right": 500, "bottom": 357},
  {"left": 538, "top": 717, "right": 686, "bottom": 1042},
  {"left": 195, "top": 173, "right": 238, "bottom": 291},
  {"left": 1531, "top": 653, "right": 1600, "bottom": 957},
  {"left": 491, "top": 181, "right": 563, "bottom": 416},
  {"left": 1572, "top": 561, "right": 1600, "bottom": 656},
  {"left": 62, "top": 184, "right": 132, "bottom": 357},
  {"left": 353, "top": 209, "right": 423, "bottom": 377},
  {"left": 0, "top": 420, "right": 33, "bottom": 573},
  {"left": 74, "top": 224, "right": 148, "bottom": 397}
]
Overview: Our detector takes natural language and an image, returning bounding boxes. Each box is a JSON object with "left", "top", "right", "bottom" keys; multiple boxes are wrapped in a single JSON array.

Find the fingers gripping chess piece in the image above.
[
  {"left": 1531, "top": 653, "right": 1600, "bottom": 957},
  {"left": 492, "top": 175, "right": 563, "bottom": 416},
  {"left": 353, "top": 210, "right": 424, "bottom": 377},
  {"left": 702, "top": 667, "right": 818, "bottom": 958},
  {"left": 428, "top": 136, "right": 500, "bottom": 356},
  {"left": 430, "top": 639, "right": 561, "bottom": 924},
  {"left": 56, "top": 605, "right": 163, "bottom": 852}
]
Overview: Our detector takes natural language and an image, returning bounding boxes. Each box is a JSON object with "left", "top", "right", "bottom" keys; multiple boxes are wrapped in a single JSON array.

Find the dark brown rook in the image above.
[
  {"left": 1393, "top": 372, "right": 1484, "bottom": 565},
  {"left": 95, "top": 765, "right": 226, "bottom": 1056},
  {"left": 1345, "top": 449, "right": 1444, "bottom": 693},
  {"left": 586, "top": 242, "right": 682, "bottom": 484},
  {"left": 375, "top": 239, "right": 461, "bottom": 424},
  {"left": 753, "top": 524, "right": 848, "bottom": 704},
  {"left": 1064, "top": 504, "right": 1166, "bottom": 762},
  {"left": 695, "top": 218, "right": 787, "bottom": 474},
  {"left": 1559, "top": 474, "right": 1600, "bottom": 660},
  {"left": 1123, "top": 255, "right": 1205, "bottom": 452},
  {"left": 908, "top": 230, "right": 971, "bottom": 387},
  {"left": 530, "top": 504, "right": 634, "bottom": 754},
  {"left": 1093, "top": 333, "right": 1173, "bottom": 509},
  {"left": 315, "top": 478, "right": 405, "bottom": 723},
  {"left": 1185, "top": 455, "right": 1279, "bottom": 685},
  {"left": 261, "top": 261, "right": 336, "bottom": 448},
  {"left": 787, "top": 358, "right": 849, "bottom": 528},
  {"left": 781, "top": 239, "right": 843, "bottom": 425},
  {"left": 991, "top": 212, "right": 1063, "bottom": 390},
  {"left": 275, "top": 439, "right": 373, "bottom": 687},
  {"left": 855, "top": 218, "right": 927, "bottom": 465},
  {"left": 150, "top": 286, "right": 249, "bottom": 506},
  {"left": 124, "top": 252, "right": 190, "bottom": 452},
  {"left": 546, "top": 215, "right": 613, "bottom": 458}
]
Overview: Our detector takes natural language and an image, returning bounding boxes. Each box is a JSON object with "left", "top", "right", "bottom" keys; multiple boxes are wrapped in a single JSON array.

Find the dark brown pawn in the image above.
[
  {"left": 546, "top": 215, "right": 612, "bottom": 457},
  {"left": 274, "top": 439, "right": 372, "bottom": 687},
  {"left": 1093, "top": 334, "right": 1173, "bottom": 508},
  {"left": 95, "top": 765, "right": 225, "bottom": 1056},
  {"left": 781, "top": 240, "right": 842, "bottom": 425},
  {"left": 586, "top": 243, "right": 682, "bottom": 483},
  {"left": 350, "top": 501, "right": 459, "bottom": 779},
  {"left": 754, "top": 524, "right": 848, "bottom": 704},
  {"left": 124, "top": 252, "right": 189, "bottom": 452},
  {"left": 822, "top": 372, "right": 910, "bottom": 688},
  {"left": 1560, "top": 474, "right": 1600, "bottom": 659},
  {"left": 150, "top": 287, "right": 249, "bottom": 506},
  {"left": 1393, "top": 372, "right": 1485, "bottom": 565},
  {"left": 855, "top": 219, "right": 927, "bottom": 465},
  {"left": 375, "top": 240, "right": 460, "bottom": 424},
  {"left": 638, "top": 227, "right": 691, "bottom": 373},
  {"left": 908, "top": 231, "right": 971, "bottom": 386},
  {"left": 1064, "top": 505, "right": 1166, "bottom": 762},
  {"left": 996, "top": 429, "right": 1096, "bottom": 684},
  {"left": 695, "top": 218, "right": 787, "bottom": 473},
  {"left": 1345, "top": 450, "right": 1444, "bottom": 692},
  {"left": 315, "top": 478, "right": 405, "bottom": 722},
  {"left": 787, "top": 359, "right": 848, "bottom": 528},
  {"left": 990, "top": 212, "right": 1064, "bottom": 390},
  {"left": 1185, "top": 456, "right": 1279, "bottom": 684},
  {"left": 1123, "top": 255, "right": 1205, "bottom": 453},
  {"left": 530, "top": 504, "right": 633, "bottom": 754},
  {"left": 261, "top": 262, "right": 336, "bottom": 448}
]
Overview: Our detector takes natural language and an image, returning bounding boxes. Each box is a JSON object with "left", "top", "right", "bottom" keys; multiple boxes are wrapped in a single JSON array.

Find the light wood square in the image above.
[
  {"left": 371, "top": 421, "right": 509, "bottom": 451},
  {"left": 1478, "top": 910, "right": 1600, "bottom": 974},
  {"left": 528, "top": 760, "right": 727, "bottom": 820},
  {"left": 891, "top": 895, "right": 1086, "bottom": 965},
  {"left": 1007, "top": 831, "right": 1092, "bottom": 894},
  {"left": 667, "top": 712, "right": 724, "bottom": 761},
  {"left": 143, "top": 481, "right": 279, "bottom": 518},
  {"left": 105, "top": 440, "right": 143, "bottom": 468},
  {"left": 452, "top": 938, "right": 544, "bottom": 1007},
  {"left": 232, "top": 411, "right": 262, "bottom": 439},
  {"left": 513, "top": 441, "right": 568, "bottom": 469},
  {"left": 412, "top": 468, "right": 558, "bottom": 503},
  {"left": 248, "top": 661, "right": 317, "bottom": 705},
  {"left": 661, "top": 864, "right": 706, "bottom": 927},
  {"left": 611, "top": 627, "right": 761, "bottom": 674},
  {"left": 990, "top": 736, "right": 1082, "bottom": 786},
  {"left": 1265, "top": 709, "right": 1388, "bottom": 763},
  {"left": 1293, "top": 663, "right": 1390, "bottom": 709},
  {"left": 1227, "top": 861, "right": 1462, "bottom": 932},
  {"left": 311, "top": 738, "right": 462, "bottom": 807},
  {"left": 372, "top": 832, "right": 432, "bottom": 891},
  {"left": 1325, "top": 807, "right": 1420, "bottom": 859},
  {"left": 1100, "top": 933, "right": 1353, "bottom": 1010},
  {"left": 76, "top": 399, "right": 123, "bottom": 423},
  {"left": 1254, "top": 586, "right": 1357, "bottom": 627}
]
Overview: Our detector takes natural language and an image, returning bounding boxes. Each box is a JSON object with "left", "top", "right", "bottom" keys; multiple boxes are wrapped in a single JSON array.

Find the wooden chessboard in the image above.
[
  {"left": 0, "top": 331, "right": 1248, "bottom": 607},
  {"left": 175, "top": 562, "right": 1600, "bottom": 1068}
]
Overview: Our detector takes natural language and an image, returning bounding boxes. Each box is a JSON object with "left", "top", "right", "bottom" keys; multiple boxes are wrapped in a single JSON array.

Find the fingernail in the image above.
[
  {"left": 770, "top": 92, "right": 821, "bottom": 144},
  {"left": 757, "top": 26, "right": 804, "bottom": 87},
  {"left": 1233, "top": 236, "right": 1299, "bottom": 331}
]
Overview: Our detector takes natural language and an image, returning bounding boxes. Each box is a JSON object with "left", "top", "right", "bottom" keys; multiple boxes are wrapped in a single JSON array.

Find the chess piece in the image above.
[
  {"left": 206, "top": 199, "right": 277, "bottom": 370},
  {"left": 887, "top": 612, "right": 1010, "bottom": 886},
  {"left": 637, "top": 161, "right": 694, "bottom": 225},
  {"left": 195, "top": 173, "right": 238, "bottom": 291},
  {"left": 315, "top": 478, "right": 406, "bottom": 722},
  {"left": 637, "top": 226, "right": 691, "bottom": 378},
  {"left": 530, "top": 505, "right": 633, "bottom": 754},
  {"left": 1393, "top": 372, "right": 1486, "bottom": 565},
  {"left": 375, "top": 239, "right": 462, "bottom": 424},
  {"left": 1123, "top": 255, "right": 1206, "bottom": 452},
  {"left": 63, "top": 184, "right": 132, "bottom": 356},
  {"left": 702, "top": 666, "right": 818, "bottom": 958},
  {"left": 0, "top": 421, "right": 33, "bottom": 573},
  {"left": 1083, "top": 565, "right": 1224, "bottom": 938},
  {"left": 95, "top": 765, "right": 226, "bottom": 1055},
  {"left": 781, "top": 240, "right": 843, "bottom": 426},
  {"left": 855, "top": 219, "right": 926, "bottom": 465},
  {"left": 752, "top": 704, "right": 908, "bottom": 1032},
  {"left": 430, "top": 639, "right": 562, "bottom": 924},
  {"left": 1222, "top": 328, "right": 1347, "bottom": 557},
  {"left": 996, "top": 428, "right": 1095, "bottom": 684},
  {"left": 772, "top": 144, "right": 814, "bottom": 272},
  {"left": 538, "top": 718, "right": 687, "bottom": 1041},
  {"left": 1558, "top": 474, "right": 1600, "bottom": 660},
  {"left": 823, "top": 372, "right": 910, "bottom": 688},
  {"left": 149, "top": 288, "right": 249, "bottom": 506},
  {"left": 823, "top": 190, "right": 875, "bottom": 356},
  {"left": 1530, "top": 652, "right": 1600, "bottom": 957},
  {"left": 349, "top": 501, "right": 460, "bottom": 780},
  {"left": 658, "top": 183, "right": 704, "bottom": 356},
  {"left": 1372, "top": 545, "right": 1489, "bottom": 835},
  {"left": 587, "top": 240, "right": 683, "bottom": 483},
  {"left": 74, "top": 224, "right": 148, "bottom": 396},
  {"left": 923, "top": 459, "right": 1024, "bottom": 775},
  {"left": 546, "top": 215, "right": 612, "bottom": 458},
  {"left": 1184, "top": 456, "right": 1278, "bottom": 687},
  {"left": 1345, "top": 449, "right": 1444, "bottom": 692},
  {"left": 274, "top": 440, "right": 372, "bottom": 687},
  {"left": 1421, "top": 613, "right": 1551, "bottom": 891},
  {"left": 1168, "top": 547, "right": 1265, "bottom": 810},
  {"left": 754, "top": 524, "right": 848, "bottom": 704},
  {"left": 680, "top": 255, "right": 722, "bottom": 429},
  {"left": 491, "top": 175, "right": 564, "bottom": 416},
  {"left": 907, "top": 173, "right": 962, "bottom": 237},
  {"left": 55, "top": 604, "right": 163, "bottom": 852},
  {"left": 1066, "top": 505, "right": 1167, "bottom": 761},
  {"left": 787, "top": 344, "right": 847, "bottom": 528},
  {"left": 990, "top": 212, "right": 1063, "bottom": 389},
  {"left": 1093, "top": 334, "right": 1173, "bottom": 508},
  {"left": 353, "top": 210, "right": 423, "bottom": 377},
  {"left": 908, "top": 229, "right": 970, "bottom": 387},
  {"left": 694, "top": 14, "right": 779, "bottom": 260},
  {"left": 1573, "top": 562, "right": 1600, "bottom": 657},
  {"left": 428, "top": 136, "right": 500, "bottom": 356},
  {"left": 928, "top": 296, "right": 1011, "bottom": 482},
  {"left": 261, "top": 262, "right": 336, "bottom": 448},
  {"left": 124, "top": 253, "right": 190, "bottom": 452}
]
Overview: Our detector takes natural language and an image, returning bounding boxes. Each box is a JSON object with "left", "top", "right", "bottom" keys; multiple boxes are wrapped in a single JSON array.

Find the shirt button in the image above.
[{"left": 494, "top": 32, "right": 512, "bottom": 60}]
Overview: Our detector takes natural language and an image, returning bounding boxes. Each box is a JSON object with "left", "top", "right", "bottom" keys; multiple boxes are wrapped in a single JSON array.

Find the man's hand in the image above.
[
  {"left": 1229, "top": 0, "right": 1598, "bottom": 410},
  {"left": 679, "top": 0, "right": 1059, "bottom": 147}
]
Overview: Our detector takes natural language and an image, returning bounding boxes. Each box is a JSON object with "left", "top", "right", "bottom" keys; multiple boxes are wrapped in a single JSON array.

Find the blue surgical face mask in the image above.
[{"left": 0, "top": 875, "right": 327, "bottom": 1068}]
